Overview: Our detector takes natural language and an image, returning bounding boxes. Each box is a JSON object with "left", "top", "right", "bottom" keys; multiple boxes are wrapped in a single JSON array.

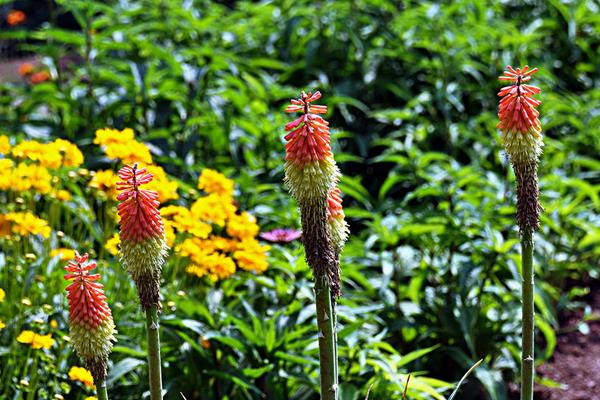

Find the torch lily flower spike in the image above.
[
  {"left": 117, "top": 163, "right": 168, "bottom": 400},
  {"left": 65, "top": 252, "right": 116, "bottom": 399},
  {"left": 117, "top": 163, "right": 168, "bottom": 310},
  {"left": 497, "top": 65, "right": 543, "bottom": 233},
  {"left": 284, "top": 91, "right": 340, "bottom": 204},
  {"left": 283, "top": 91, "right": 344, "bottom": 400}
]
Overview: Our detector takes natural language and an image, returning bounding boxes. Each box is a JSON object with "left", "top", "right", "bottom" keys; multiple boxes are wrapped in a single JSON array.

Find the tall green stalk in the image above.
[
  {"left": 315, "top": 275, "right": 338, "bottom": 400},
  {"left": 146, "top": 304, "right": 163, "bottom": 400},
  {"left": 96, "top": 378, "right": 109, "bottom": 400},
  {"left": 520, "top": 230, "right": 534, "bottom": 400}
]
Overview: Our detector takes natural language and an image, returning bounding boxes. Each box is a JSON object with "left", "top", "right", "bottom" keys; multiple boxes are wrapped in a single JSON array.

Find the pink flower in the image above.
[{"left": 259, "top": 228, "right": 302, "bottom": 243}]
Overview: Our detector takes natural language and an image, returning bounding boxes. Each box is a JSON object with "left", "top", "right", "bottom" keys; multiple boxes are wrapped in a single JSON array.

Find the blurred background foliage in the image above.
[{"left": 0, "top": 0, "right": 599, "bottom": 399}]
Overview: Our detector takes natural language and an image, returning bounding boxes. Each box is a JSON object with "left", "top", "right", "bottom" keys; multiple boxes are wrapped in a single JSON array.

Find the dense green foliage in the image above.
[{"left": 1, "top": 0, "right": 599, "bottom": 399}]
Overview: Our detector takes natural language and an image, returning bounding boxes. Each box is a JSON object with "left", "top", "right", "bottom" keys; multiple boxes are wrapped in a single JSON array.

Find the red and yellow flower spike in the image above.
[
  {"left": 497, "top": 65, "right": 543, "bottom": 232},
  {"left": 65, "top": 252, "right": 116, "bottom": 384},
  {"left": 284, "top": 91, "right": 339, "bottom": 203},
  {"left": 283, "top": 90, "right": 343, "bottom": 399},
  {"left": 117, "top": 164, "right": 168, "bottom": 310},
  {"left": 497, "top": 65, "right": 543, "bottom": 167}
]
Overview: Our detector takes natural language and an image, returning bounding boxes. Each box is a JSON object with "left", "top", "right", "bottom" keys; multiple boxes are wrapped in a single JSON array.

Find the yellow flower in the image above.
[
  {"left": 210, "top": 236, "right": 235, "bottom": 252},
  {"left": 198, "top": 169, "right": 234, "bottom": 198},
  {"left": 95, "top": 128, "right": 153, "bottom": 164},
  {"left": 142, "top": 164, "right": 179, "bottom": 202},
  {"left": 32, "top": 333, "right": 54, "bottom": 349},
  {"left": 105, "top": 233, "right": 120, "bottom": 256},
  {"left": 50, "top": 320, "right": 58, "bottom": 329},
  {"left": 89, "top": 169, "right": 118, "bottom": 198},
  {"left": 50, "top": 139, "right": 84, "bottom": 167},
  {"left": 11, "top": 140, "right": 59, "bottom": 167},
  {"left": 17, "top": 330, "right": 35, "bottom": 344},
  {"left": 162, "top": 206, "right": 211, "bottom": 238},
  {"left": 50, "top": 248, "right": 76, "bottom": 261},
  {"left": 185, "top": 252, "right": 236, "bottom": 281},
  {"left": 104, "top": 140, "right": 152, "bottom": 165},
  {"left": 233, "top": 239, "right": 270, "bottom": 273},
  {"left": 191, "top": 194, "right": 236, "bottom": 227},
  {"left": 0, "top": 135, "right": 10, "bottom": 154},
  {"left": 0, "top": 212, "right": 51, "bottom": 238},
  {"left": 0, "top": 288, "right": 4, "bottom": 302},
  {"left": 51, "top": 189, "right": 72, "bottom": 201},
  {"left": 226, "top": 212, "right": 259, "bottom": 240},
  {"left": 93, "top": 127, "right": 135, "bottom": 147},
  {"left": 68, "top": 366, "right": 95, "bottom": 388},
  {"left": 164, "top": 220, "right": 175, "bottom": 247},
  {"left": 85, "top": 397, "right": 98, "bottom": 400},
  {"left": 10, "top": 139, "right": 80, "bottom": 169},
  {"left": 0, "top": 163, "right": 53, "bottom": 194}
]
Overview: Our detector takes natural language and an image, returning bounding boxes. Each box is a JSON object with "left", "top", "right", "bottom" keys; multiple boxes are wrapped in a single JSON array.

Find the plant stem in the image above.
[
  {"left": 96, "top": 377, "right": 109, "bottom": 400},
  {"left": 520, "top": 229, "right": 534, "bottom": 400},
  {"left": 315, "top": 274, "right": 338, "bottom": 400},
  {"left": 146, "top": 304, "right": 163, "bottom": 399}
]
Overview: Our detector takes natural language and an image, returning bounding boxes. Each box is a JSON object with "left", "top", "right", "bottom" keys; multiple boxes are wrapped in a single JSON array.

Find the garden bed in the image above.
[{"left": 536, "top": 284, "right": 600, "bottom": 400}]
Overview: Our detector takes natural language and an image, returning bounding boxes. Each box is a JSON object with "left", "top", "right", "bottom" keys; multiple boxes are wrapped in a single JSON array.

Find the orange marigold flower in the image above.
[
  {"left": 30, "top": 71, "right": 50, "bottom": 84},
  {"left": 497, "top": 65, "right": 541, "bottom": 137},
  {"left": 7, "top": 10, "right": 26, "bottom": 26},
  {"left": 18, "top": 63, "right": 34, "bottom": 76}
]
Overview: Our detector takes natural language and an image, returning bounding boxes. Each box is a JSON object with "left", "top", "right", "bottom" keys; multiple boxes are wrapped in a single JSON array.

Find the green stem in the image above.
[
  {"left": 96, "top": 377, "right": 109, "bottom": 400},
  {"left": 145, "top": 304, "right": 163, "bottom": 399},
  {"left": 315, "top": 274, "right": 338, "bottom": 400},
  {"left": 520, "top": 229, "right": 534, "bottom": 400}
]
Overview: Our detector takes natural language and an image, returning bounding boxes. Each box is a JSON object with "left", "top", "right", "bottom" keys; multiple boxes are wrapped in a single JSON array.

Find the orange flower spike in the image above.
[
  {"left": 282, "top": 90, "right": 342, "bottom": 298},
  {"left": 497, "top": 65, "right": 542, "bottom": 139},
  {"left": 116, "top": 163, "right": 168, "bottom": 310},
  {"left": 64, "top": 252, "right": 116, "bottom": 384},
  {"left": 497, "top": 65, "right": 543, "bottom": 232},
  {"left": 283, "top": 91, "right": 339, "bottom": 203}
]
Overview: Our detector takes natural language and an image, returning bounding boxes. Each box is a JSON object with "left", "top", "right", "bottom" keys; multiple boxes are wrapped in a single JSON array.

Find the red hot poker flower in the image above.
[
  {"left": 64, "top": 252, "right": 116, "bottom": 382},
  {"left": 65, "top": 253, "right": 112, "bottom": 330},
  {"left": 497, "top": 65, "right": 542, "bottom": 137},
  {"left": 117, "top": 164, "right": 164, "bottom": 243},
  {"left": 284, "top": 91, "right": 333, "bottom": 168},
  {"left": 117, "top": 163, "right": 168, "bottom": 311}
]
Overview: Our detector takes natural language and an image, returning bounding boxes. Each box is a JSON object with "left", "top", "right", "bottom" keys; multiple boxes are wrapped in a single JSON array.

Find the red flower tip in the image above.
[
  {"left": 497, "top": 65, "right": 542, "bottom": 135},
  {"left": 117, "top": 164, "right": 164, "bottom": 243},
  {"left": 327, "top": 187, "right": 345, "bottom": 221},
  {"left": 64, "top": 252, "right": 112, "bottom": 329},
  {"left": 284, "top": 91, "right": 333, "bottom": 167}
]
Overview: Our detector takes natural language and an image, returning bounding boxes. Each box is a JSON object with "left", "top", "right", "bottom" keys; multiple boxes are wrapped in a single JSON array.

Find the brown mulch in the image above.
[{"left": 534, "top": 285, "right": 600, "bottom": 400}]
